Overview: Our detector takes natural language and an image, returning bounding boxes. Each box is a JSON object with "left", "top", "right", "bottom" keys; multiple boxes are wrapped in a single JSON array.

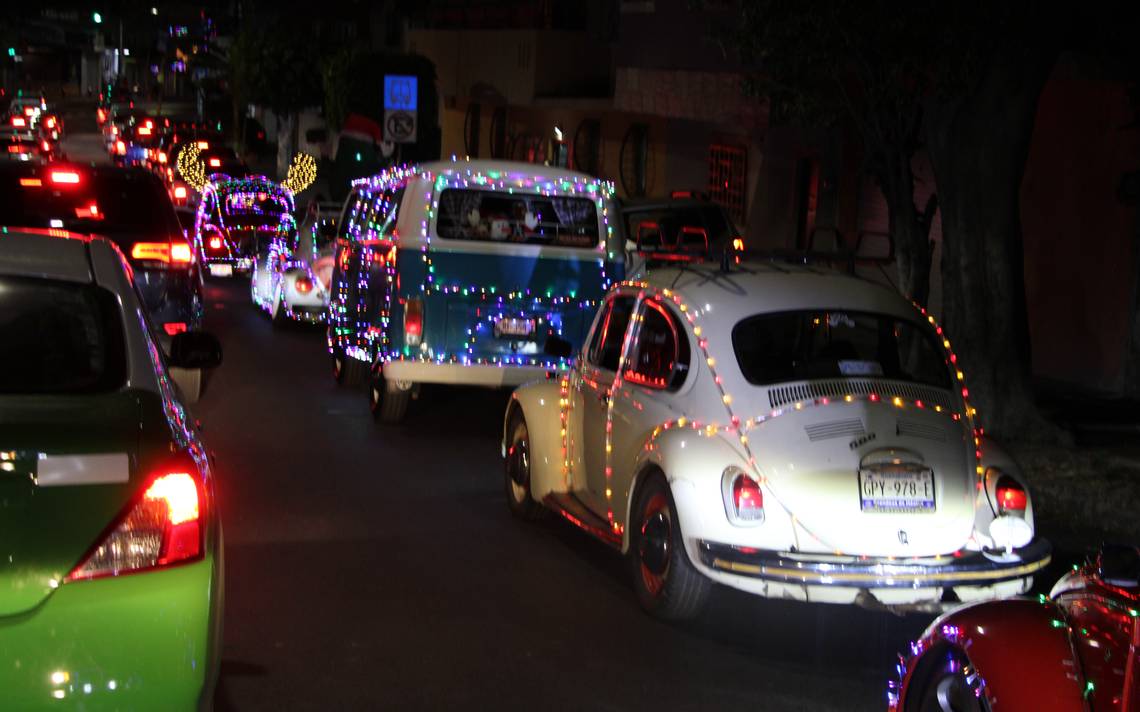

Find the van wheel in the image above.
[
  {"left": 369, "top": 369, "right": 411, "bottom": 423},
  {"left": 504, "top": 410, "right": 544, "bottom": 520},
  {"left": 332, "top": 346, "right": 366, "bottom": 387},
  {"left": 629, "top": 473, "right": 711, "bottom": 620}
]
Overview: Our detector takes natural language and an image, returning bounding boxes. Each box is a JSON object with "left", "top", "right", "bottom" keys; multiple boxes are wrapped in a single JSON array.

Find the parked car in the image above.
[
  {"left": 0, "top": 164, "right": 205, "bottom": 363},
  {"left": 194, "top": 174, "right": 295, "bottom": 278},
  {"left": 889, "top": 544, "right": 1140, "bottom": 711},
  {"left": 0, "top": 227, "right": 223, "bottom": 708},
  {"left": 501, "top": 258, "right": 1051, "bottom": 619},
  {"left": 327, "top": 159, "right": 625, "bottom": 422}
]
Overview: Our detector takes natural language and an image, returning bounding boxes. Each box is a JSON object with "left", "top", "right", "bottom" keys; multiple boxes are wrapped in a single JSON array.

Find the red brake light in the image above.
[
  {"left": 405, "top": 297, "right": 424, "bottom": 346},
  {"left": 732, "top": 474, "right": 764, "bottom": 522},
  {"left": 294, "top": 275, "right": 313, "bottom": 294},
  {"left": 173, "top": 185, "right": 188, "bottom": 199},
  {"left": 67, "top": 471, "right": 203, "bottom": 581},
  {"left": 97, "top": 108, "right": 107, "bottom": 123},
  {"left": 197, "top": 141, "right": 209, "bottom": 149},
  {"left": 19, "top": 177, "right": 42, "bottom": 187},
  {"left": 45, "top": 117, "right": 56, "bottom": 129},
  {"left": 115, "top": 140, "right": 126, "bottom": 156},
  {"left": 11, "top": 116, "right": 26, "bottom": 127},
  {"left": 208, "top": 236, "right": 223, "bottom": 250},
  {"left": 170, "top": 241, "right": 193, "bottom": 263},
  {"left": 163, "top": 322, "right": 188, "bottom": 336},
  {"left": 41, "top": 140, "right": 51, "bottom": 152},
  {"left": 50, "top": 170, "right": 81, "bottom": 185},
  {"left": 24, "top": 107, "right": 34, "bottom": 116},
  {"left": 158, "top": 151, "right": 168, "bottom": 164},
  {"left": 732, "top": 237, "right": 745, "bottom": 251},
  {"left": 996, "top": 478, "right": 1027, "bottom": 516},
  {"left": 138, "top": 125, "right": 152, "bottom": 136},
  {"left": 208, "top": 157, "right": 221, "bottom": 167}
]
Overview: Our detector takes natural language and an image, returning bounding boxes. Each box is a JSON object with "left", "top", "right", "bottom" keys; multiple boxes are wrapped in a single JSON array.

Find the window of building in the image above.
[{"left": 708, "top": 144, "right": 747, "bottom": 224}]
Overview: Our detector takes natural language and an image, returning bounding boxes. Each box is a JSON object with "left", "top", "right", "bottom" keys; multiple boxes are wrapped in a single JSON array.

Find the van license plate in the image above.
[
  {"left": 858, "top": 468, "right": 935, "bottom": 513},
  {"left": 494, "top": 317, "right": 535, "bottom": 339}
]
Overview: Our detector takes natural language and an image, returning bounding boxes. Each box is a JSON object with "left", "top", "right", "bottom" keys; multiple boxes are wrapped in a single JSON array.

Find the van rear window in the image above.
[{"left": 437, "top": 188, "right": 599, "bottom": 248}]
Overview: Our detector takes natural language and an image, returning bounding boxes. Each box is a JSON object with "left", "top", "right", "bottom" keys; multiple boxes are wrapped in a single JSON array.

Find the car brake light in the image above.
[
  {"left": 45, "top": 117, "right": 56, "bottom": 129},
  {"left": 7, "top": 145, "right": 22, "bottom": 153},
  {"left": 208, "top": 157, "right": 221, "bottom": 167},
  {"left": 111, "top": 125, "right": 118, "bottom": 136},
  {"left": 67, "top": 471, "right": 203, "bottom": 581},
  {"left": 115, "top": 140, "right": 126, "bottom": 156},
  {"left": 11, "top": 116, "right": 26, "bottom": 127},
  {"left": 170, "top": 241, "right": 193, "bottom": 263},
  {"left": 405, "top": 297, "right": 423, "bottom": 347},
  {"left": 732, "top": 475, "right": 764, "bottom": 521},
  {"left": 173, "top": 185, "right": 188, "bottom": 199},
  {"left": 49, "top": 170, "right": 80, "bottom": 184},
  {"left": 197, "top": 141, "right": 209, "bottom": 149},
  {"left": 158, "top": 151, "right": 167, "bottom": 164},
  {"left": 19, "top": 177, "right": 42, "bottom": 186},
  {"left": 138, "top": 125, "right": 151, "bottom": 136},
  {"left": 42, "top": 140, "right": 51, "bottom": 152},
  {"left": 97, "top": 108, "right": 107, "bottom": 123},
  {"left": 732, "top": 237, "right": 745, "bottom": 251},
  {"left": 132, "top": 240, "right": 192, "bottom": 265},
  {"left": 163, "top": 322, "right": 188, "bottom": 336},
  {"left": 24, "top": 107, "right": 34, "bottom": 116},
  {"left": 294, "top": 275, "right": 313, "bottom": 294},
  {"left": 996, "top": 477, "right": 1027, "bottom": 516},
  {"left": 208, "top": 236, "right": 223, "bottom": 250}
]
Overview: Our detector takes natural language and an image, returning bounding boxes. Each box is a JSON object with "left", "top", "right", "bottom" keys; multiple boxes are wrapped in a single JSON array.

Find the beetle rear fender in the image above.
[
  {"left": 503, "top": 380, "right": 566, "bottom": 499},
  {"left": 898, "top": 599, "right": 1086, "bottom": 711},
  {"left": 622, "top": 428, "right": 754, "bottom": 555}
]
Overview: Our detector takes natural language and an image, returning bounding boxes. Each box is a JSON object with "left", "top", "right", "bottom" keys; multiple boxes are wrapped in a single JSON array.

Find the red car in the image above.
[{"left": 889, "top": 545, "right": 1140, "bottom": 711}]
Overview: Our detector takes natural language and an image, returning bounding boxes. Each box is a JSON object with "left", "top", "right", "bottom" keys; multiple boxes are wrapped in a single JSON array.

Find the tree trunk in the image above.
[
  {"left": 924, "top": 53, "right": 1056, "bottom": 441},
  {"left": 276, "top": 113, "right": 296, "bottom": 180},
  {"left": 877, "top": 151, "right": 936, "bottom": 307}
]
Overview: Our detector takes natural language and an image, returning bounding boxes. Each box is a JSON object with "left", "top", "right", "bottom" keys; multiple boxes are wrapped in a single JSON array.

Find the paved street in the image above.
[{"left": 194, "top": 278, "right": 928, "bottom": 711}]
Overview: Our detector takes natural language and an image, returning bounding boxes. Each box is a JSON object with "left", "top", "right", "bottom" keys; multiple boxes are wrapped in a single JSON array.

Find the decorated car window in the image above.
[
  {"left": 587, "top": 295, "right": 636, "bottom": 372},
  {"left": 436, "top": 188, "right": 600, "bottom": 248},
  {"left": 627, "top": 299, "right": 690, "bottom": 390},
  {"left": 732, "top": 310, "right": 950, "bottom": 388},
  {"left": 0, "top": 277, "right": 126, "bottom": 394}
]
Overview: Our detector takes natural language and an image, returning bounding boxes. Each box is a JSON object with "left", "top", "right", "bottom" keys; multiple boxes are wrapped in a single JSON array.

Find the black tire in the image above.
[
  {"left": 270, "top": 290, "right": 288, "bottom": 329},
  {"left": 629, "top": 473, "right": 711, "bottom": 620},
  {"left": 504, "top": 410, "right": 545, "bottom": 520},
  {"left": 368, "top": 368, "right": 412, "bottom": 423},
  {"left": 331, "top": 343, "right": 367, "bottom": 387},
  {"left": 904, "top": 646, "right": 989, "bottom": 712}
]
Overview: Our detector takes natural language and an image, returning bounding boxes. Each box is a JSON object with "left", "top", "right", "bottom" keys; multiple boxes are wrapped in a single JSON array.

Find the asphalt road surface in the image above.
[{"left": 190, "top": 278, "right": 932, "bottom": 712}]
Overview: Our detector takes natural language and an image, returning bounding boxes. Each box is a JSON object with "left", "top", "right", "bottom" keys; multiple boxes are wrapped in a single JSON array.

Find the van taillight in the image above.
[
  {"left": 405, "top": 297, "right": 423, "bottom": 347},
  {"left": 67, "top": 470, "right": 204, "bottom": 581},
  {"left": 131, "top": 240, "right": 193, "bottom": 266}
]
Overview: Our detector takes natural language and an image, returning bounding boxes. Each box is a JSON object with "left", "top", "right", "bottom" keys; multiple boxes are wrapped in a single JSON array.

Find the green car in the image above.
[{"left": 0, "top": 228, "right": 224, "bottom": 709}]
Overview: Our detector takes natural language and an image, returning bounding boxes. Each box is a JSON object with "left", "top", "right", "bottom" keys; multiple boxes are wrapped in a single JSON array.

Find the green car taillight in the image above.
[{"left": 67, "top": 471, "right": 204, "bottom": 581}]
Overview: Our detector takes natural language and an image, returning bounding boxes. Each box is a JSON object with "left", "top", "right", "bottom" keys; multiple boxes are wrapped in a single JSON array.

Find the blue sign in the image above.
[{"left": 384, "top": 75, "right": 418, "bottom": 112}]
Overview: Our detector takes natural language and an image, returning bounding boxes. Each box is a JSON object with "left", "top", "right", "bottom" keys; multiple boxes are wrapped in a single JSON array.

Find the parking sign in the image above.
[{"left": 384, "top": 76, "right": 418, "bottom": 112}]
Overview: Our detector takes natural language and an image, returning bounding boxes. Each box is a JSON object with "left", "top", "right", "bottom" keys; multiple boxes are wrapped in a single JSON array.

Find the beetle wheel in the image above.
[
  {"left": 629, "top": 474, "right": 711, "bottom": 620},
  {"left": 504, "top": 411, "right": 544, "bottom": 520}
]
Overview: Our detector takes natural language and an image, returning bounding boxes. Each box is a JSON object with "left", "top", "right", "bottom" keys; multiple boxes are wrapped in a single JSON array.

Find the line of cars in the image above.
[
  {"left": 4, "top": 94, "right": 64, "bottom": 163},
  {"left": 308, "top": 157, "right": 1136, "bottom": 709},
  {"left": 0, "top": 96, "right": 226, "bottom": 707}
]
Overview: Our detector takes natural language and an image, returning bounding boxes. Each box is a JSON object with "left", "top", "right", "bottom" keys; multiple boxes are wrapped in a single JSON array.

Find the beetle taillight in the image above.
[
  {"left": 723, "top": 468, "right": 764, "bottom": 525},
  {"left": 996, "top": 477, "right": 1027, "bottom": 516},
  {"left": 67, "top": 471, "right": 204, "bottom": 581},
  {"left": 405, "top": 297, "right": 424, "bottom": 347},
  {"left": 294, "top": 275, "right": 313, "bottom": 294}
]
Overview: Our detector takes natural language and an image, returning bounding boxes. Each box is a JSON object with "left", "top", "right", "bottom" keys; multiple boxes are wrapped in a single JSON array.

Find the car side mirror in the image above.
[
  {"left": 1097, "top": 544, "right": 1140, "bottom": 588},
  {"left": 544, "top": 335, "right": 573, "bottom": 359},
  {"left": 169, "top": 331, "right": 223, "bottom": 370}
]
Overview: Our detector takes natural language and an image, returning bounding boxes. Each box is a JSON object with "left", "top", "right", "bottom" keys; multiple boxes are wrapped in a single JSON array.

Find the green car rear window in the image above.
[{"left": 0, "top": 276, "right": 127, "bottom": 394}]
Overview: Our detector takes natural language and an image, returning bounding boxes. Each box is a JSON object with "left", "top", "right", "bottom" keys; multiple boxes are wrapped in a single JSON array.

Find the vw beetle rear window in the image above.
[
  {"left": 0, "top": 277, "right": 126, "bottom": 394},
  {"left": 732, "top": 310, "right": 950, "bottom": 389},
  {"left": 437, "top": 188, "right": 600, "bottom": 248}
]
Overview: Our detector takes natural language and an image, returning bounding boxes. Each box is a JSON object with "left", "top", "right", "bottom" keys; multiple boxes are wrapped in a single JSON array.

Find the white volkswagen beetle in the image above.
[
  {"left": 502, "top": 260, "right": 1051, "bottom": 619},
  {"left": 250, "top": 212, "right": 332, "bottom": 325}
]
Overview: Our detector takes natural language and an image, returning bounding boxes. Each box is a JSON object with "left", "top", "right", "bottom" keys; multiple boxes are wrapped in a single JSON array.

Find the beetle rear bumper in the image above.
[{"left": 697, "top": 537, "right": 1051, "bottom": 589}]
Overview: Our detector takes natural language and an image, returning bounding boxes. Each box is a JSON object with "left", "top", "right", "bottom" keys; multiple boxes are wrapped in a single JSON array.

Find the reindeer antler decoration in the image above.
[
  {"left": 282, "top": 152, "right": 317, "bottom": 194},
  {"left": 177, "top": 143, "right": 208, "bottom": 192}
]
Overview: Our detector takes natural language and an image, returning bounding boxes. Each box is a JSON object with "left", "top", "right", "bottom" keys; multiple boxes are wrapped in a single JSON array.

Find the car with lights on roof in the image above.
[
  {"left": 250, "top": 198, "right": 337, "bottom": 325},
  {"left": 0, "top": 164, "right": 205, "bottom": 380},
  {"left": 888, "top": 543, "right": 1140, "bottom": 712},
  {"left": 619, "top": 190, "right": 743, "bottom": 273},
  {"left": 327, "top": 159, "right": 624, "bottom": 423},
  {"left": 0, "top": 227, "right": 223, "bottom": 709},
  {"left": 501, "top": 257, "right": 1051, "bottom": 620},
  {"left": 193, "top": 174, "right": 296, "bottom": 278}
]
